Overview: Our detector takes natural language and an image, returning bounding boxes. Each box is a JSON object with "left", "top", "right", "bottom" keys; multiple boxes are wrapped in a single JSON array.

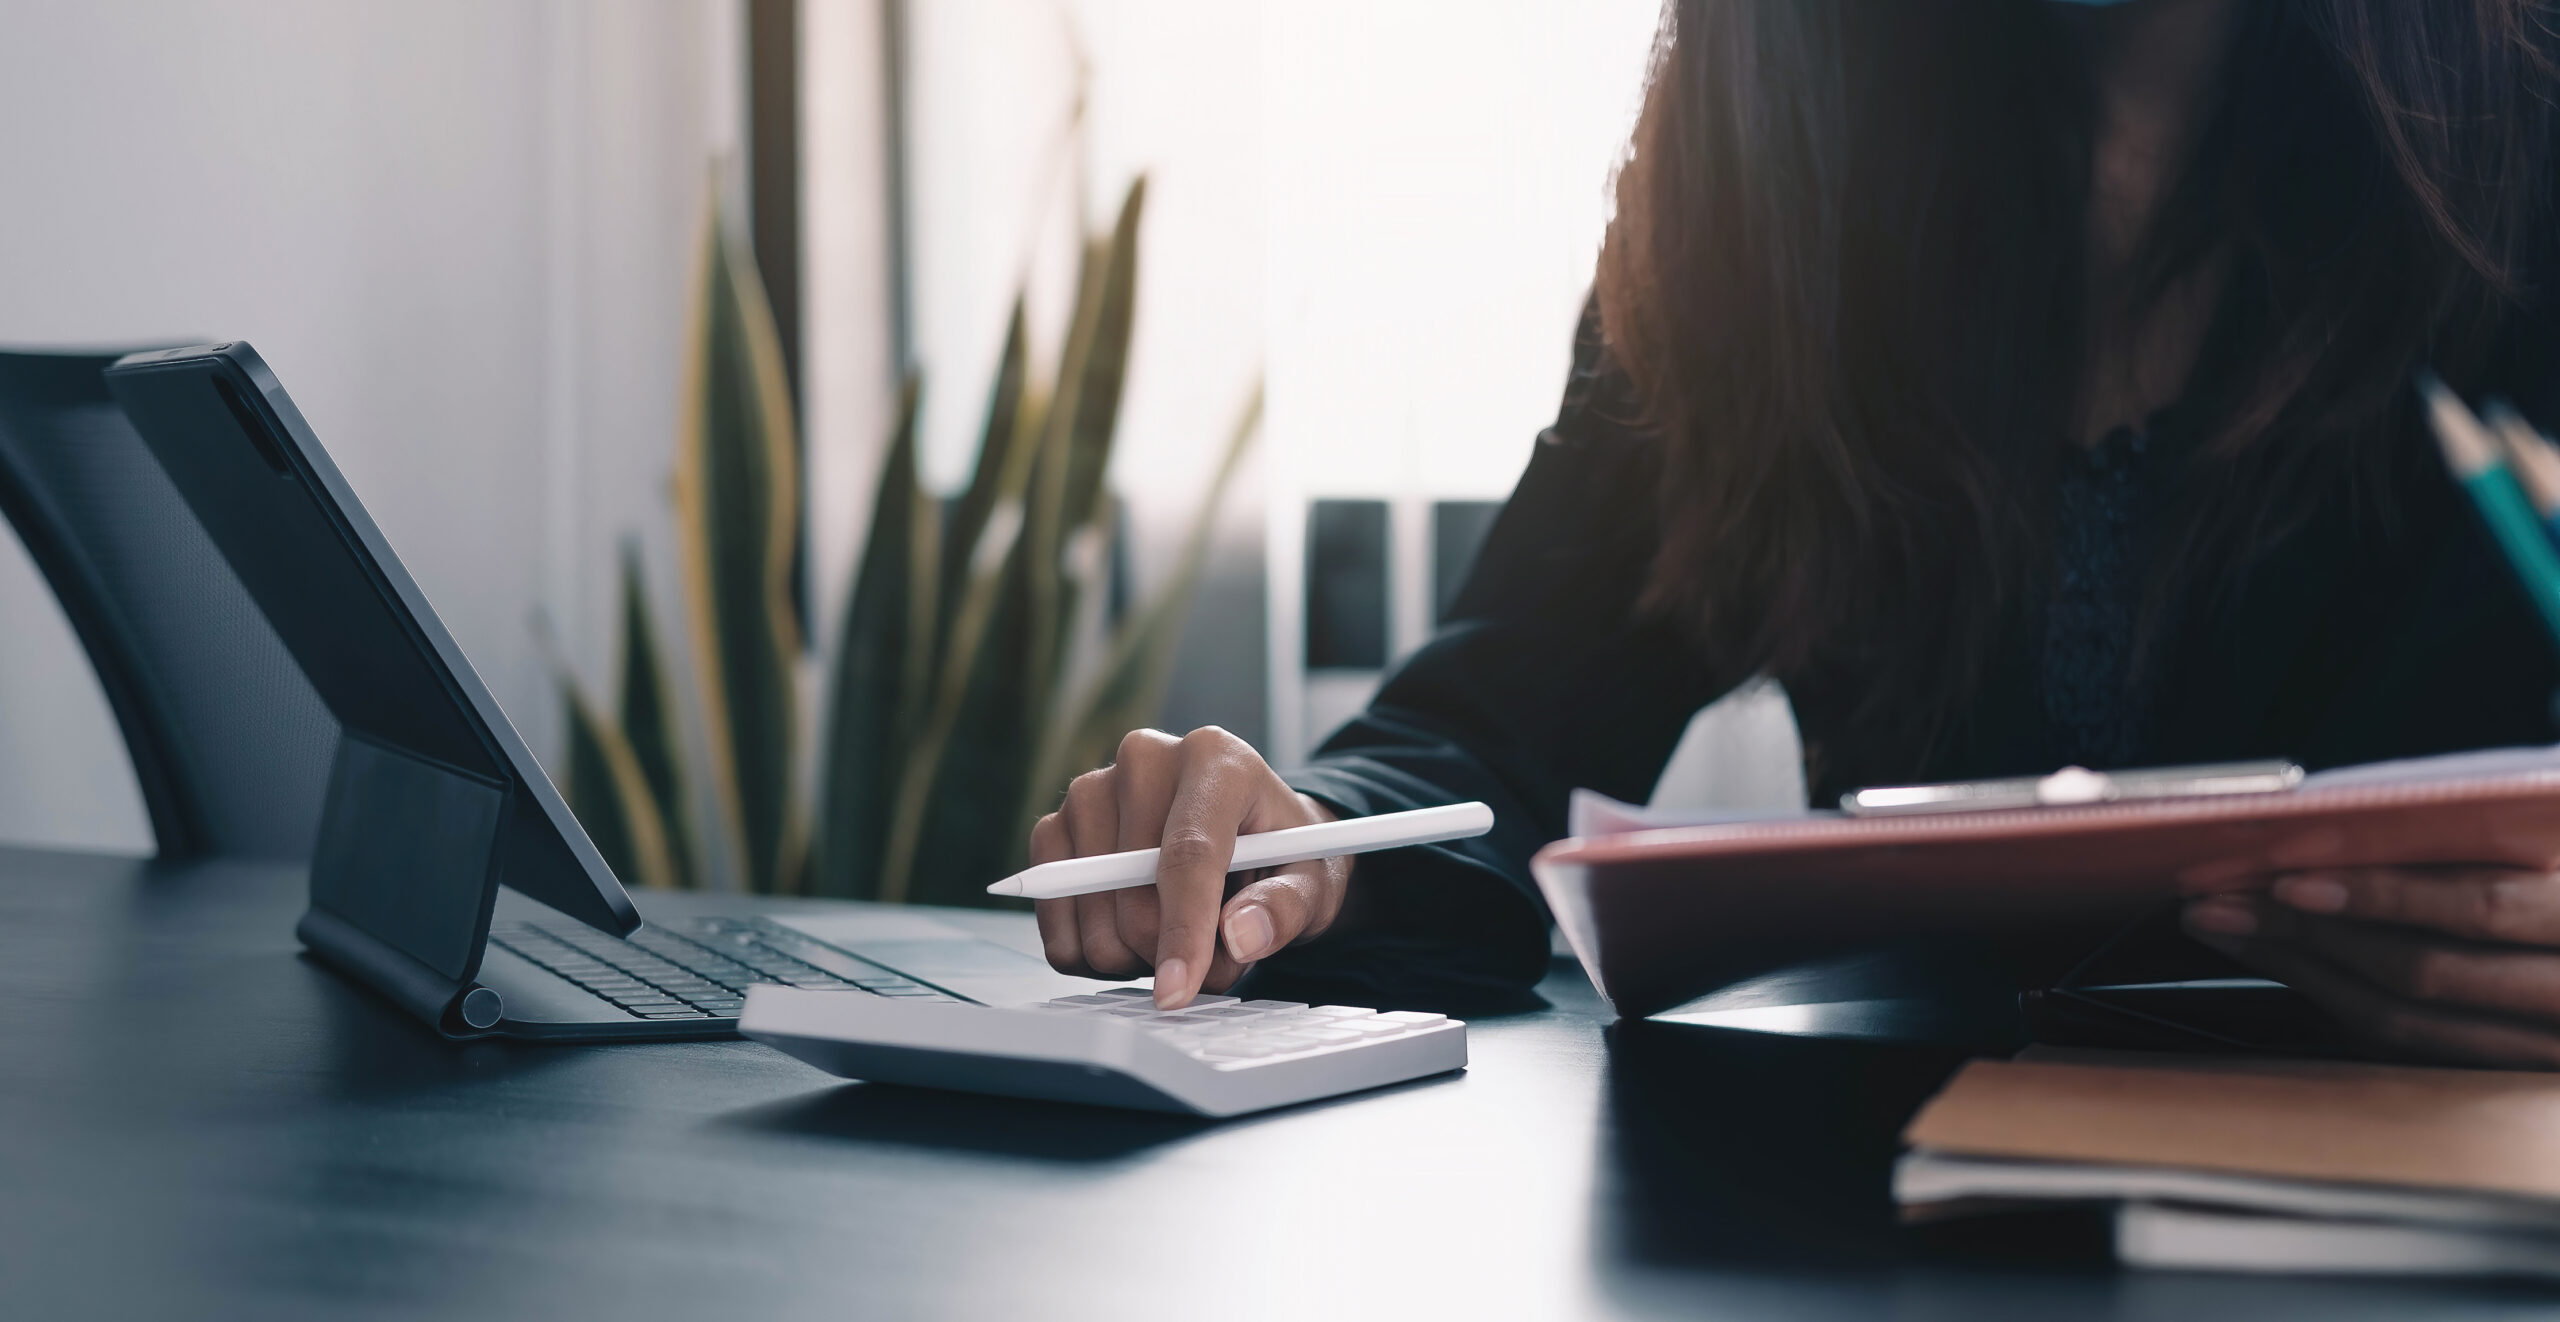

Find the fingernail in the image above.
[
  {"left": 2182, "top": 899, "right": 2258, "bottom": 936},
  {"left": 2273, "top": 875, "right": 2349, "bottom": 913},
  {"left": 1153, "top": 957, "right": 1190, "bottom": 1009},
  {"left": 1224, "top": 904, "right": 1275, "bottom": 963}
]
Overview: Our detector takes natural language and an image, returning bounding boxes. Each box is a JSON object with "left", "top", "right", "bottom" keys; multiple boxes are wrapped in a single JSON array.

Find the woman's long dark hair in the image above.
[{"left": 1597, "top": 0, "right": 2560, "bottom": 764}]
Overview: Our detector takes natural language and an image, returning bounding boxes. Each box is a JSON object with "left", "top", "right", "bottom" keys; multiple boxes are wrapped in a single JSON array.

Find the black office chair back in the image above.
[{"left": 0, "top": 349, "right": 337, "bottom": 862}]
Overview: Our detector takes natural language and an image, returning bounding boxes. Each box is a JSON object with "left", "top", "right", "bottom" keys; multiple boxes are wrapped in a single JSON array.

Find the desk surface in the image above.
[{"left": 4, "top": 846, "right": 2551, "bottom": 1321}]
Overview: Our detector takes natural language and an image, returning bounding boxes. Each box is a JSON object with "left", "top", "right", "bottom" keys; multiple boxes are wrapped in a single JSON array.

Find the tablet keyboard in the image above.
[{"left": 489, "top": 918, "right": 958, "bottom": 1022}]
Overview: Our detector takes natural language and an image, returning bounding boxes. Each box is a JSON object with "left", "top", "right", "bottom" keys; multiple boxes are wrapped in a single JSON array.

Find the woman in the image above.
[{"left": 1031, "top": 0, "right": 2560, "bottom": 1066}]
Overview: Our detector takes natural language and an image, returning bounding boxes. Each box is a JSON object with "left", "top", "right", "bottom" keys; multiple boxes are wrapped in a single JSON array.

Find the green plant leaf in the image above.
[
  {"left": 615, "top": 539, "right": 694, "bottom": 889},
  {"left": 560, "top": 673, "right": 681, "bottom": 893},
  {"left": 1027, "top": 380, "right": 1262, "bottom": 826},
  {"left": 873, "top": 427, "right": 1039, "bottom": 906},
  {"left": 813, "top": 375, "right": 933, "bottom": 899},
  {"left": 1019, "top": 179, "right": 1148, "bottom": 805},
  {"left": 902, "top": 528, "right": 1041, "bottom": 908},
  {"left": 1058, "top": 177, "right": 1145, "bottom": 535},
  {"left": 673, "top": 186, "right": 806, "bottom": 894},
  {"left": 879, "top": 180, "right": 1149, "bottom": 907},
  {"left": 936, "top": 298, "right": 1027, "bottom": 675}
]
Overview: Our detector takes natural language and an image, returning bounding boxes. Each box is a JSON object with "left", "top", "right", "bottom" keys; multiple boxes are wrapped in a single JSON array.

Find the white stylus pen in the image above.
[{"left": 984, "top": 801, "right": 1495, "bottom": 901}]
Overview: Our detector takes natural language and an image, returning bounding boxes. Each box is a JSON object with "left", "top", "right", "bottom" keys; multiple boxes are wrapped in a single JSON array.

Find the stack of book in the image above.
[{"left": 1897, "top": 1048, "right": 2560, "bottom": 1278}]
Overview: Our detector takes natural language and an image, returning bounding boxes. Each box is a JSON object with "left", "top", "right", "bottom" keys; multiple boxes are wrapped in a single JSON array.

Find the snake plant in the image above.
[{"left": 563, "top": 175, "right": 1260, "bottom": 903}]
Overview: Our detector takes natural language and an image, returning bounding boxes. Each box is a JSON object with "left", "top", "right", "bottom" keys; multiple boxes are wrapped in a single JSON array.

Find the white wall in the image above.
[
  {"left": 0, "top": 0, "right": 731, "bottom": 852},
  {"left": 0, "top": 0, "right": 1804, "bottom": 856},
  {"left": 899, "top": 0, "right": 1806, "bottom": 810},
  {"left": 898, "top": 0, "right": 1273, "bottom": 751},
  {"left": 900, "top": 0, "right": 1267, "bottom": 581}
]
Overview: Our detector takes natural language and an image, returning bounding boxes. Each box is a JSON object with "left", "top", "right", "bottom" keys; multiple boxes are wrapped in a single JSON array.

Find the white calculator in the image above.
[{"left": 740, "top": 985, "right": 1467, "bottom": 1117}]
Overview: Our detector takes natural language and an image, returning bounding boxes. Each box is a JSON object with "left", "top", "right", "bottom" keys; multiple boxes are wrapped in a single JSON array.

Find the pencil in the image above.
[
  {"left": 2485, "top": 399, "right": 2560, "bottom": 543},
  {"left": 2420, "top": 371, "right": 2560, "bottom": 648}
]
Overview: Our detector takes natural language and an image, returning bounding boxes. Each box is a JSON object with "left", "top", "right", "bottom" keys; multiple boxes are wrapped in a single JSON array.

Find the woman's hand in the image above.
[
  {"left": 2182, "top": 867, "right": 2560, "bottom": 1068},
  {"left": 1027, "top": 727, "right": 1351, "bottom": 1009}
]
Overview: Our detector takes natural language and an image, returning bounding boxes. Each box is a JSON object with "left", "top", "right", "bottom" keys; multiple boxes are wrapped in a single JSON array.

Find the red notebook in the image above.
[{"left": 1530, "top": 748, "right": 2560, "bottom": 1019}]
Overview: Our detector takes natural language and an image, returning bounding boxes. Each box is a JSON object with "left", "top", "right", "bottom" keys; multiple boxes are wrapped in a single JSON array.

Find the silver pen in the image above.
[{"left": 1841, "top": 760, "right": 2304, "bottom": 817}]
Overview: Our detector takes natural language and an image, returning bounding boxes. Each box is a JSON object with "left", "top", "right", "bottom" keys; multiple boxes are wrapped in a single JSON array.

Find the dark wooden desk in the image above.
[{"left": 3, "top": 845, "right": 2547, "bottom": 1320}]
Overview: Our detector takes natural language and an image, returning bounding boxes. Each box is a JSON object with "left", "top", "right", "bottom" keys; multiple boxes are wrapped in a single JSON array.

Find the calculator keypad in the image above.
[{"left": 1035, "top": 989, "right": 1452, "bottom": 1067}]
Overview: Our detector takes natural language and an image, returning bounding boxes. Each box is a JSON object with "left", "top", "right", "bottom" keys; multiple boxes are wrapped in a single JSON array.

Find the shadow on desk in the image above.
[
  {"left": 295, "top": 950, "right": 673, "bottom": 1107},
  {"left": 1592, "top": 1012, "right": 2560, "bottom": 1318},
  {"left": 717, "top": 1082, "right": 1215, "bottom": 1162},
  {"left": 712, "top": 1058, "right": 1476, "bottom": 1164},
  {"left": 1596, "top": 1019, "right": 2108, "bottom": 1273}
]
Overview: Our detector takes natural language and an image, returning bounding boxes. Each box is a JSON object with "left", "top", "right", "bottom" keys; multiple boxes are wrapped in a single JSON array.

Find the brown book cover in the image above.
[{"left": 1903, "top": 1049, "right": 2560, "bottom": 1202}]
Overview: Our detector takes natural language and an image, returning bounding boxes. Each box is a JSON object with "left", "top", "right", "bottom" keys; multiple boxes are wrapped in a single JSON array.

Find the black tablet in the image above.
[{"left": 104, "top": 343, "right": 635, "bottom": 1018}]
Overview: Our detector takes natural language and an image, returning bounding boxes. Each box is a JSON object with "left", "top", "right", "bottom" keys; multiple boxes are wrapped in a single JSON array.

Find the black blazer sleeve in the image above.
[{"left": 1270, "top": 305, "right": 1734, "bottom": 1000}]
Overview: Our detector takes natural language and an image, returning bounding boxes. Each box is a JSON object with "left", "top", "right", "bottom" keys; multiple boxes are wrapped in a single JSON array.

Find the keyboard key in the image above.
[
  {"left": 1324, "top": 1018, "right": 1404, "bottom": 1035},
  {"left": 1052, "top": 995, "right": 1122, "bottom": 1007},
  {"left": 1139, "top": 1015, "right": 1243, "bottom": 1035},
  {"left": 1293, "top": 1027, "right": 1360, "bottom": 1044},
  {"left": 1305, "top": 1006, "right": 1375, "bottom": 1019},
  {"left": 1184, "top": 995, "right": 1240, "bottom": 1008},
  {"left": 1237, "top": 999, "right": 1303, "bottom": 1011},
  {"left": 1097, "top": 987, "right": 1153, "bottom": 999},
  {"left": 1376, "top": 1011, "right": 1448, "bottom": 1027},
  {"left": 1192, "top": 1007, "right": 1263, "bottom": 1019}
]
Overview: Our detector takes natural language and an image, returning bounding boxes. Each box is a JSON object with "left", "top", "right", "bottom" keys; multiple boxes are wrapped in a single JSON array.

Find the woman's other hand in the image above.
[
  {"left": 2182, "top": 867, "right": 2560, "bottom": 1068},
  {"left": 1027, "top": 727, "right": 1349, "bottom": 1009}
]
